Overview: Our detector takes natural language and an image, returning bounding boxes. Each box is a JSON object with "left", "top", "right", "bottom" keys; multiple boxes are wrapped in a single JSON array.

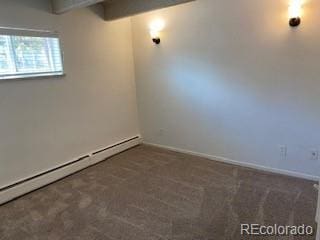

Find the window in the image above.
[{"left": 0, "top": 27, "right": 64, "bottom": 80}]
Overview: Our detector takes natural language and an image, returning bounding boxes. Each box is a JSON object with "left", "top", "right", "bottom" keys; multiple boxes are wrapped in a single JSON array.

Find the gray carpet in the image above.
[{"left": 0, "top": 144, "right": 317, "bottom": 240}]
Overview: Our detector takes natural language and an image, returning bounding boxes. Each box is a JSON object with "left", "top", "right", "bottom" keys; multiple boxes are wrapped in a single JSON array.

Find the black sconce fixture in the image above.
[
  {"left": 289, "top": 17, "right": 301, "bottom": 27},
  {"left": 152, "top": 37, "right": 161, "bottom": 44}
]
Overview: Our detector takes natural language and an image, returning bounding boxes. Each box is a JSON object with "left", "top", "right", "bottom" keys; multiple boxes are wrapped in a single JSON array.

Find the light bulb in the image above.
[
  {"left": 149, "top": 19, "right": 165, "bottom": 33},
  {"left": 289, "top": 0, "right": 302, "bottom": 18},
  {"left": 150, "top": 30, "right": 158, "bottom": 39}
]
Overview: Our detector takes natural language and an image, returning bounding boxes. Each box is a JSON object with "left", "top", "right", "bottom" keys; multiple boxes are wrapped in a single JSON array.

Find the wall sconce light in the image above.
[
  {"left": 289, "top": 0, "right": 303, "bottom": 27},
  {"left": 149, "top": 19, "right": 165, "bottom": 44}
]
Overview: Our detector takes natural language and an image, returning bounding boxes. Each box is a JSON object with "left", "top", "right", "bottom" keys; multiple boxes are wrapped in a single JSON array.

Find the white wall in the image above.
[
  {"left": 131, "top": 0, "right": 320, "bottom": 178},
  {"left": 0, "top": 0, "right": 140, "bottom": 188}
]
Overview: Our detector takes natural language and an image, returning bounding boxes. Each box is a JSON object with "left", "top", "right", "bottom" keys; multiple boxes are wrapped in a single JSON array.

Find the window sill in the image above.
[{"left": 0, "top": 72, "right": 66, "bottom": 81}]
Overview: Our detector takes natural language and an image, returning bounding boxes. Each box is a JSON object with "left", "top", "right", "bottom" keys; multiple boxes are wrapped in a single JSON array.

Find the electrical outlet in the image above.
[
  {"left": 279, "top": 145, "right": 287, "bottom": 160},
  {"left": 309, "top": 149, "right": 319, "bottom": 161}
]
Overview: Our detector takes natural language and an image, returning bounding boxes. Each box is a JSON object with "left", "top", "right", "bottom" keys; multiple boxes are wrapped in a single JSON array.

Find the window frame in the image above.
[{"left": 0, "top": 27, "right": 65, "bottom": 80}]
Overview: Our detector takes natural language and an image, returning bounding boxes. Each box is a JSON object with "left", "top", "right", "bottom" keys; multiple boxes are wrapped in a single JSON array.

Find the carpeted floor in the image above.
[{"left": 0, "top": 144, "right": 318, "bottom": 240}]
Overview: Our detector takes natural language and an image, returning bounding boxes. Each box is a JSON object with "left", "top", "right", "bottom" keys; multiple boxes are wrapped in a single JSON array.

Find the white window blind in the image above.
[{"left": 0, "top": 27, "right": 64, "bottom": 80}]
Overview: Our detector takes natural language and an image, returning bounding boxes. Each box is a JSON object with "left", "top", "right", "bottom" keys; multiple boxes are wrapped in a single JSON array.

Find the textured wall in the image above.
[
  {"left": 131, "top": 0, "right": 320, "bottom": 178},
  {"left": 0, "top": 0, "right": 140, "bottom": 188}
]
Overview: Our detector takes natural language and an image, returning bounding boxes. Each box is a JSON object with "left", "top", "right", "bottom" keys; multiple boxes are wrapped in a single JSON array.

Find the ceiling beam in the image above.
[
  {"left": 52, "top": 0, "right": 104, "bottom": 14},
  {"left": 104, "top": 0, "right": 195, "bottom": 21}
]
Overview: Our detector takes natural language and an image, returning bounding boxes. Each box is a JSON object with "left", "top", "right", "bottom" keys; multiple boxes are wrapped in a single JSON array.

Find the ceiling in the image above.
[{"left": 52, "top": 0, "right": 195, "bottom": 20}]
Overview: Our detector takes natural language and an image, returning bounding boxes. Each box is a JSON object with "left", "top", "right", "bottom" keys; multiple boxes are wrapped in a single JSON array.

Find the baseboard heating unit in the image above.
[
  {"left": 316, "top": 183, "right": 320, "bottom": 240},
  {"left": 0, "top": 136, "right": 141, "bottom": 205}
]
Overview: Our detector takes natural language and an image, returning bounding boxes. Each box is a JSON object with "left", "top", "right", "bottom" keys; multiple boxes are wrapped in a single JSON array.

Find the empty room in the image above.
[{"left": 0, "top": 0, "right": 319, "bottom": 239}]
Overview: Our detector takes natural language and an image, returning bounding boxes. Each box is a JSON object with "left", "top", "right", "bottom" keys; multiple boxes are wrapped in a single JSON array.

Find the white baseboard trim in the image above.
[
  {"left": 0, "top": 135, "right": 142, "bottom": 205},
  {"left": 144, "top": 142, "right": 319, "bottom": 181}
]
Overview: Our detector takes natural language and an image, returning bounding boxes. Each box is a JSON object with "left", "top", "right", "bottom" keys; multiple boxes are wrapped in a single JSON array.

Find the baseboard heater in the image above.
[
  {"left": 316, "top": 183, "right": 320, "bottom": 240},
  {"left": 0, "top": 135, "right": 141, "bottom": 205}
]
